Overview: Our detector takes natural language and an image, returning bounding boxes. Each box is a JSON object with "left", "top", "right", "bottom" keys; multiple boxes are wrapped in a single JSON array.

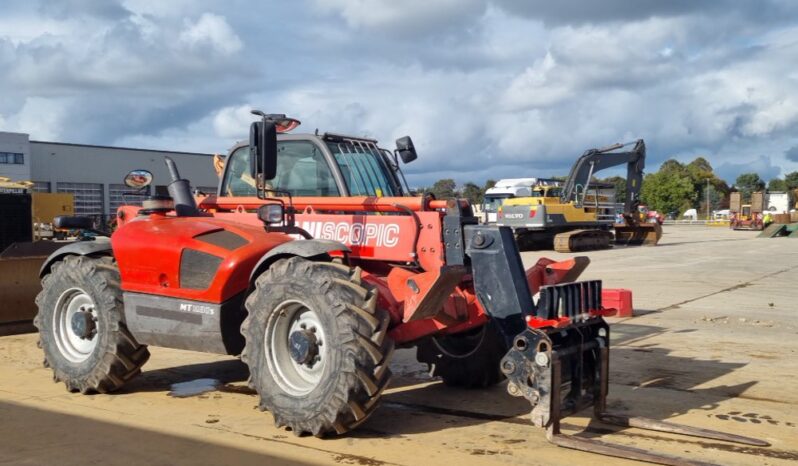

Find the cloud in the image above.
[
  {"left": 493, "top": 0, "right": 797, "bottom": 26},
  {"left": 213, "top": 105, "right": 256, "bottom": 139},
  {"left": 179, "top": 13, "right": 243, "bottom": 56},
  {"left": 2, "top": 0, "right": 798, "bottom": 188},
  {"left": 0, "top": 5, "right": 250, "bottom": 144},
  {"left": 312, "top": 0, "right": 485, "bottom": 35},
  {"left": 3, "top": 97, "right": 70, "bottom": 140},
  {"left": 716, "top": 155, "right": 781, "bottom": 184},
  {"left": 41, "top": 0, "right": 131, "bottom": 20}
]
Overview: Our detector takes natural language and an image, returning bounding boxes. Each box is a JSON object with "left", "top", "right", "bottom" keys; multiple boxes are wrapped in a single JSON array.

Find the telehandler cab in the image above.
[{"left": 35, "top": 112, "right": 767, "bottom": 465}]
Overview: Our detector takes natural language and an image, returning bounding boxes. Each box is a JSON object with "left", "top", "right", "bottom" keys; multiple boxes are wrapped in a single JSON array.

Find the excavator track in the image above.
[{"left": 553, "top": 229, "right": 613, "bottom": 253}]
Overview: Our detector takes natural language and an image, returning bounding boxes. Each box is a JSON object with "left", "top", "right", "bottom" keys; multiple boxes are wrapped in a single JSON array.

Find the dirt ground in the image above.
[{"left": 1, "top": 226, "right": 796, "bottom": 465}]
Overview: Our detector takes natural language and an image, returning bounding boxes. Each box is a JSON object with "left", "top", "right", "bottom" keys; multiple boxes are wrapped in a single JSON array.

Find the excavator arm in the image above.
[
  {"left": 560, "top": 139, "right": 645, "bottom": 214},
  {"left": 559, "top": 139, "right": 660, "bottom": 245}
]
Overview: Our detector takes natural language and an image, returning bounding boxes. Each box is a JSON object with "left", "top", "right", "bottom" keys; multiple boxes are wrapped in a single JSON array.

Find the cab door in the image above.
[{"left": 219, "top": 137, "right": 348, "bottom": 198}]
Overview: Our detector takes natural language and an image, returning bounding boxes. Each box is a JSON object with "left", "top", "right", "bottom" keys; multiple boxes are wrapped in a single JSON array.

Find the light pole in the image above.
[{"left": 706, "top": 179, "right": 711, "bottom": 221}]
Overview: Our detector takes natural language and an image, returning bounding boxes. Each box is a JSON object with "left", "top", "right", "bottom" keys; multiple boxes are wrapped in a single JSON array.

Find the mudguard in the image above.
[
  {"left": 39, "top": 240, "right": 113, "bottom": 277},
  {"left": 249, "top": 239, "right": 351, "bottom": 282}
]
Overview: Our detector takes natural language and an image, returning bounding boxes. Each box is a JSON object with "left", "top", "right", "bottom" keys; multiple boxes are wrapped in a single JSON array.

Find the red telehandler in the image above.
[{"left": 35, "top": 112, "right": 767, "bottom": 465}]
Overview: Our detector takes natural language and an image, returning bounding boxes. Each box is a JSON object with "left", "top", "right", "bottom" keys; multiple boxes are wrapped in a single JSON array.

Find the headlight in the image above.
[{"left": 258, "top": 204, "right": 284, "bottom": 225}]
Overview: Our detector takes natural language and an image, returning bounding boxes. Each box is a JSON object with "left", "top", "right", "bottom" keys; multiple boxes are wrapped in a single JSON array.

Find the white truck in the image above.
[
  {"left": 482, "top": 178, "right": 560, "bottom": 223},
  {"left": 765, "top": 192, "right": 790, "bottom": 213}
]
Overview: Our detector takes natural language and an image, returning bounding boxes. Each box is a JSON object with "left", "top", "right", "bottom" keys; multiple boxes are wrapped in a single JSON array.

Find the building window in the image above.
[
  {"left": 0, "top": 152, "right": 24, "bottom": 164},
  {"left": 57, "top": 182, "right": 104, "bottom": 216},
  {"left": 33, "top": 182, "right": 51, "bottom": 193},
  {"left": 109, "top": 184, "right": 150, "bottom": 214}
]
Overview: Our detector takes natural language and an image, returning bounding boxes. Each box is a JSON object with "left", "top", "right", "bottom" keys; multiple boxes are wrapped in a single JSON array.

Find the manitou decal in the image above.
[
  {"left": 179, "top": 303, "right": 215, "bottom": 316},
  {"left": 299, "top": 221, "right": 401, "bottom": 247}
]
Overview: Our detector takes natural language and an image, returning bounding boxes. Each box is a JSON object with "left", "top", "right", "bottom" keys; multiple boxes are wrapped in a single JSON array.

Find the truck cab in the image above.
[{"left": 482, "top": 178, "right": 556, "bottom": 224}]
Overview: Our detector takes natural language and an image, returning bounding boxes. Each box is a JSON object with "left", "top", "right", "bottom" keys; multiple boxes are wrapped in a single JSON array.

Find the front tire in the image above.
[
  {"left": 34, "top": 255, "right": 149, "bottom": 393},
  {"left": 416, "top": 322, "right": 507, "bottom": 388},
  {"left": 241, "top": 257, "right": 394, "bottom": 436}
]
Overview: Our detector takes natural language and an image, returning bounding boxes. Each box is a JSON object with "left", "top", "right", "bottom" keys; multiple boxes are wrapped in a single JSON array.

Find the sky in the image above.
[{"left": 1, "top": 0, "right": 798, "bottom": 187}]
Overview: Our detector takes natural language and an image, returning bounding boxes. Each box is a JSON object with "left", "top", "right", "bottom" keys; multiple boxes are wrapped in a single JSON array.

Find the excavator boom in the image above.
[
  {"left": 560, "top": 139, "right": 660, "bottom": 246},
  {"left": 497, "top": 139, "right": 661, "bottom": 250}
]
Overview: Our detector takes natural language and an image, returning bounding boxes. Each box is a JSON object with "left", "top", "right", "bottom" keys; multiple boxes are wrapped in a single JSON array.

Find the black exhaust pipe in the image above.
[{"left": 164, "top": 157, "right": 199, "bottom": 217}]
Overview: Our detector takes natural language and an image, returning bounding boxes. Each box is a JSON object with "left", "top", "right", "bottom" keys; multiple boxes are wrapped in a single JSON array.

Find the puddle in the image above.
[{"left": 168, "top": 378, "right": 222, "bottom": 398}]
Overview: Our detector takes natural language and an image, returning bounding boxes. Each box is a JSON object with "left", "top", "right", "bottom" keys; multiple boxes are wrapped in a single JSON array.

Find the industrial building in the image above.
[{"left": 0, "top": 131, "right": 218, "bottom": 220}]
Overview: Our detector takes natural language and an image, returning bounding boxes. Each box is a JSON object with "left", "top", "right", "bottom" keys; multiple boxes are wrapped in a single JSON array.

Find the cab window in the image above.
[
  {"left": 546, "top": 188, "right": 562, "bottom": 198},
  {"left": 221, "top": 142, "right": 340, "bottom": 197},
  {"left": 483, "top": 195, "right": 510, "bottom": 212},
  {"left": 327, "top": 142, "right": 399, "bottom": 197}
]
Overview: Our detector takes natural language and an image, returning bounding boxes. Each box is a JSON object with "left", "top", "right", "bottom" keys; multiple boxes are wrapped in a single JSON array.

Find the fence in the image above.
[{"left": 663, "top": 219, "right": 730, "bottom": 227}]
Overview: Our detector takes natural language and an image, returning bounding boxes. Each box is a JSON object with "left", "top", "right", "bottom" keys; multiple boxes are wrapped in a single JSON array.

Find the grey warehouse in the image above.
[{"left": 0, "top": 131, "right": 219, "bottom": 220}]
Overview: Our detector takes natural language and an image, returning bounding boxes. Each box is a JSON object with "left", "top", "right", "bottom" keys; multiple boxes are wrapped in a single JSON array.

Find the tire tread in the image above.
[
  {"left": 34, "top": 255, "right": 149, "bottom": 394},
  {"left": 241, "top": 257, "right": 393, "bottom": 437}
]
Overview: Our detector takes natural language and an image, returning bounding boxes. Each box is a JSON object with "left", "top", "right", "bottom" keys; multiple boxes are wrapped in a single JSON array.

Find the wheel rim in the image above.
[
  {"left": 432, "top": 324, "right": 488, "bottom": 359},
  {"left": 52, "top": 287, "right": 99, "bottom": 363},
  {"left": 265, "top": 300, "right": 328, "bottom": 396}
]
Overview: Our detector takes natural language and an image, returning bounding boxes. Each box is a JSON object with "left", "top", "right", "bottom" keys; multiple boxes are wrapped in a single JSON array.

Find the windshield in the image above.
[
  {"left": 484, "top": 195, "right": 511, "bottom": 212},
  {"left": 221, "top": 142, "right": 340, "bottom": 197},
  {"left": 326, "top": 141, "right": 399, "bottom": 197},
  {"left": 543, "top": 187, "right": 561, "bottom": 198}
]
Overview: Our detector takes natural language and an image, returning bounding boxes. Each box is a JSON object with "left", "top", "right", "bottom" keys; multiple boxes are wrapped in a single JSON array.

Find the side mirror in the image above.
[
  {"left": 395, "top": 136, "right": 417, "bottom": 163},
  {"left": 124, "top": 170, "right": 153, "bottom": 190},
  {"left": 250, "top": 120, "right": 278, "bottom": 181}
]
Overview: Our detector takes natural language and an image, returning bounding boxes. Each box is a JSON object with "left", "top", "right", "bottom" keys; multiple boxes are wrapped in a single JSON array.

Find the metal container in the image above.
[
  {"left": 751, "top": 191, "right": 765, "bottom": 213},
  {"left": 730, "top": 192, "right": 742, "bottom": 212}
]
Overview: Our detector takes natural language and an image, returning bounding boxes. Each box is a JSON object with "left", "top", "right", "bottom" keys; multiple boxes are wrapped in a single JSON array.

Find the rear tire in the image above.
[
  {"left": 34, "top": 255, "right": 149, "bottom": 393},
  {"left": 241, "top": 257, "right": 393, "bottom": 436},
  {"left": 416, "top": 322, "right": 507, "bottom": 388}
]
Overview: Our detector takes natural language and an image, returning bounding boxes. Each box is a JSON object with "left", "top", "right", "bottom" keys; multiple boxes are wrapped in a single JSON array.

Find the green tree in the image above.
[
  {"left": 686, "top": 157, "right": 713, "bottom": 175},
  {"left": 684, "top": 157, "right": 730, "bottom": 216},
  {"left": 660, "top": 159, "right": 688, "bottom": 176},
  {"left": 686, "top": 158, "right": 714, "bottom": 188},
  {"left": 460, "top": 182, "right": 483, "bottom": 205},
  {"left": 641, "top": 171, "right": 696, "bottom": 214},
  {"left": 429, "top": 178, "right": 458, "bottom": 199},
  {"left": 768, "top": 178, "right": 788, "bottom": 192},
  {"left": 735, "top": 173, "right": 765, "bottom": 198},
  {"left": 599, "top": 176, "right": 627, "bottom": 203},
  {"left": 483, "top": 179, "right": 496, "bottom": 191},
  {"left": 785, "top": 171, "right": 798, "bottom": 191}
]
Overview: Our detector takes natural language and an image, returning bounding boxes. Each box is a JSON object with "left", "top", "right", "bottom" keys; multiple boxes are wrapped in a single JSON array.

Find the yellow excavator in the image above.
[{"left": 496, "top": 140, "right": 662, "bottom": 252}]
